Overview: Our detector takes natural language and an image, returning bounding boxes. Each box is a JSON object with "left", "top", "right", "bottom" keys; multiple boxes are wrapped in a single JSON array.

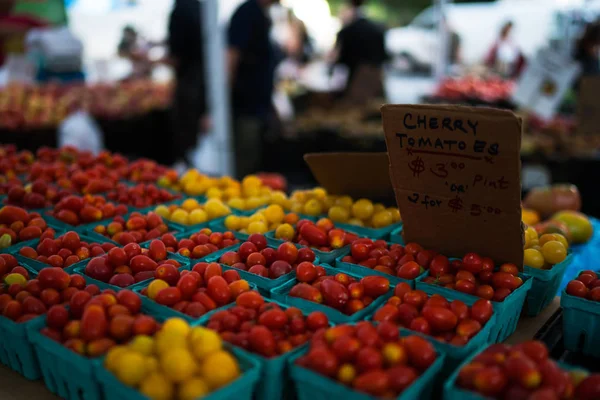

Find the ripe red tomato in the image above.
[
  {"left": 429, "top": 255, "right": 450, "bottom": 277},
  {"left": 455, "top": 280, "right": 476, "bottom": 295},
  {"left": 402, "top": 290, "right": 427, "bottom": 309},
  {"left": 422, "top": 306, "right": 458, "bottom": 331},
  {"left": 396, "top": 303, "right": 419, "bottom": 327},
  {"left": 566, "top": 280, "right": 588, "bottom": 298},
  {"left": 588, "top": 287, "right": 600, "bottom": 302},
  {"left": 397, "top": 261, "right": 421, "bottom": 280},
  {"left": 470, "top": 299, "right": 493, "bottom": 324},
  {"left": 356, "top": 346, "right": 383, "bottom": 372},
  {"left": 424, "top": 294, "right": 450, "bottom": 309},
  {"left": 415, "top": 250, "right": 436, "bottom": 268},
  {"left": 394, "top": 282, "right": 411, "bottom": 299},
  {"left": 404, "top": 243, "right": 423, "bottom": 256},
  {"left": 492, "top": 288, "right": 512, "bottom": 302},
  {"left": 475, "top": 285, "right": 495, "bottom": 300},
  {"left": 248, "top": 325, "right": 276, "bottom": 357},
  {"left": 450, "top": 300, "right": 469, "bottom": 321},
  {"left": 305, "top": 311, "right": 329, "bottom": 330},
  {"left": 491, "top": 272, "right": 518, "bottom": 290},
  {"left": 499, "top": 263, "right": 519, "bottom": 276},
  {"left": 577, "top": 274, "right": 596, "bottom": 287},
  {"left": 296, "top": 262, "right": 317, "bottom": 283},
  {"left": 462, "top": 253, "right": 483, "bottom": 274},
  {"left": 353, "top": 370, "right": 390, "bottom": 396},
  {"left": 238, "top": 242, "right": 258, "bottom": 262},
  {"left": 403, "top": 335, "right": 436, "bottom": 369},
  {"left": 409, "top": 316, "right": 431, "bottom": 334},
  {"left": 456, "top": 270, "right": 476, "bottom": 283},
  {"left": 456, "top": 319, "right": 482, "bottom": 339},
  {"left": 481, "top": 257, "right": 495, "bottom": 273}
]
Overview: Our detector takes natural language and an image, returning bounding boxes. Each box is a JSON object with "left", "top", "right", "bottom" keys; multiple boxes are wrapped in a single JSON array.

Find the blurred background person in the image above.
[
  {"left": 485, "top": 21, "right": 526, "bottom": 79},
  {"left": 331, "top": 0, "right": 388, "bottom": 93},
  {"left": 574, "top": 21, "right": 600, "bottom": 78},
  {"left": 117, "top": 25, "right": 152, "bottom": 79},
  {"left": 0, "top": 0, "right": 46, "bottom": 67},
  {"left": 227, "top": 0, "right": 281, "bottom": 178},
  {"left": 167, "top": 0, "right": 207, "bottom": 168}
]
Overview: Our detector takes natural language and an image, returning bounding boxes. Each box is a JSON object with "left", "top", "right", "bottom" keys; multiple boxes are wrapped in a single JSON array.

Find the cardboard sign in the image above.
[
  {"left": 381, "top": 104, "right": 524, "bottom": 267},
  {"left": 511, "top": 48, "right": 580, "bottom": 121},
  {"left": 304, "top": 152, "right": 394, "bottom": 202},
  {"left": 577, "top": 77, "right": 600, "bottom": 135}
]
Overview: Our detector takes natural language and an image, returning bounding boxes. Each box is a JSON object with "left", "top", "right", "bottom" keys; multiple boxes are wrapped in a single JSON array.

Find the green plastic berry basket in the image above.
[
  {"left": 443, "top": 344, "right": 583, "bottom": 400},
  {"left": 561, "top": 278, "right": 600, "bottom": 358},
  {"left": 265, "top": 231, "right": 351, "bottom": 264},
  {"left": 289, "top": 331, "right": 445, "bottom": 400},
  {"left": 270, "top": 263, "right": 393, "bottom": 324},
  {"left": 11, "top": 233, "right": 115, "bottom": 273},
  {"left": 335, "top": 221, "right": 403, "bottom": 241},
  {"left": 416, "top": 273, "right": 532, "bottom": 343},
  {"left": 76, "top": 210, "right": 187, "bottom": 246},
  {"left": 203, "top": 243, "right": 320, "bottom": 297},
  {"left": 95, "top": 344, "right": 260, "bottom": 400},
  {"left": 335, "top": 245, "right": 428, "bottom": 288},
  {"left": 73, "top": 253, "right": 189, "bottom": 292},
  {"left": 139, "top": 230, "right": 242, "bottom": 263},
  {"left": 26, "top": 298, "right": 161, "bottom": 400},
  {"left": 199, "top": 300, "right": 319, "bottom": 400},
  {"left": 389, "top": 225, "right": 405, "bottom": 245},
  {"left": 523, "top": 252, "right": 573, "bottom": 316},
  {"left": 131, "top": 275, "right": 257, "bottom": 324},
  {"left": 0, "top": 263, "right": 42, "bottom": 380}
]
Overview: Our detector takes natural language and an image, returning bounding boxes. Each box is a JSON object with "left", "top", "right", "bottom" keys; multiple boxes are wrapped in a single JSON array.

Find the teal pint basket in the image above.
[
  {"left": 132, "top": 276, "right": 258, "bottom": 323},
  {"left": 0, "top": 263, "right": 41, "bottom": 380},
  {"left": 204, "top": 243, "right": 313, "bottom": 297},
  {"left": 12, "top": 232, "right": 115, "bottom": 273},
  {"left": 95, "top": 345, "right": 260, "bottom": 400},
  {"left": 389, "top": 225, "right": 405, "bottom": 245},
  {"left": 199, "top": 300, "right": 312, "bottom": 400},
  {"left": 444, "top": 345, "right": 583, "bottom": 400},
  {"left": 416, "top": 273, "right": 532, "bottom": 343},
  {"left": 290, "top": 333, "right": 445, "bottom": 400},
  {"left": 73, "top": 253, "right": 189, "bottom": 292},
  {"left": 561, "top": 282, "right": 600, "bottom": 357},
  {"left": 523, "top": 252, "right": 573, "bottom": 316},
  {"left": 265, "top": 231, "right": 350, "bottom": 264},
  {"left": 393, "top": 290, "right": 495, "bottom": 380},
  {"left": 28, "top": 316, "right": 102, "bottom": 400},
  {"left": 336, "top": 221, "right": 402, "bottom": 241},
  {"left": 270, "top": 264, "right": 393, "bottom": 324},
  {"left": 335, "top": 247, "right": 428, "bottom": 288}
]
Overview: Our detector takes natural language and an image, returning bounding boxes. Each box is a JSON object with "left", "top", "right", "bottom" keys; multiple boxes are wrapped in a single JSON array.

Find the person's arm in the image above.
[{"left": 227, "top": 48, "right": 241, "bottom": 86}]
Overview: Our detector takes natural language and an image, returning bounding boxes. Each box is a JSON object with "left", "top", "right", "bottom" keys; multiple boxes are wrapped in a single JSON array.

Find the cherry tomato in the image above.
[
  {"left": 491, "top": 272, "right": 518, "bottom": 290},
  {"left": 403, "top": 335, "right": 436, "bottom": 369},
  {"left": 492, "top": 287, "right": 512, "bottom": 302},
  {"left": 566, "top": 280, "right": 588, "bottom": 298},
  {"left": 499, "top": 263, "right": 519, "bottom": 276},
  {"left": 422, "top": 306, "right": 458, "bottom": 331},
  {"left": 462, "top": 253, "right": 483, "bottom": 274},
  {"left": 429, "top": 255, "right": 450, "bottom": 277},
  {"left": 475, "top": 285, "right": 495, "bottom": 300},
  {"left": 456, "top": 270, "right": 476, "bottom": 283},
  {"left": 455, "top": 280, "right": 476, "bottom": 295},
  {"left": 402, "top": 290, "right": 428, "bottom": 309},
  {"left": 577, "top": 274, "right": 596, "bottom": 287},
  {"left": 450, "top": 300, "right": 469, "bottom": 321},
  {"left": 409, "top": 316, "right": 431, "bottom": 335},
  {"left": 404, "top": 243, "right": 423, "bottom": 256}
]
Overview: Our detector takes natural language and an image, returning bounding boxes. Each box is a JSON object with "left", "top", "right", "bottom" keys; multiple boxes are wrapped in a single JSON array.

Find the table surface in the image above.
[{"left": 0, "top": 298, "right": 561, "bottom": 399}]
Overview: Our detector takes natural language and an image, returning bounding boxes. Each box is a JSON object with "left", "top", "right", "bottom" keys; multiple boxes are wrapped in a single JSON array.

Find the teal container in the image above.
[
  {"left": 389, "top": 225, "right": 405, "bottom": 245},
  {"left": 290, "top": 333, "right": 445, "bottom": 400},
  {"left": 561, "top": 284, "right": 600, "bottom": 357},
  {"left": 76, "top": 210, "right": 187, "bottom": 244},
  {"left": 389, "top": 287, "right": 495, "bottom": 380},
  {"left": 523, "top": 253, "right": 573, "bottom": 316},
  {"left": 335, "top": 251, "right": 428, "bottom": 288},
  {"left": 199, "top": 301, "right": 309, "bottom": 400},
  {"left": 27, "top": 316, "right": 102, "bottom": 400},
  {"left": 416, "top": 273, "right": 532, "bottom": 343},
  {"left": 336, "top": 221, "right": 403, "bottom": 241},
  {"left": 139, "top": 230, "right": 242, "bottom": 262},
  {"left": 73, "top": 253, "right": 189, "bottom": 292},
  {"left": 265, "top": 231, "right": 351, "bottom": 264},
  {"left": 95, "top": 345, "right": 260, "bottom": 400},
  {"left": 132, "top": 277, "right": 257, "bottom": 323},
  {"left": 0, "top": 263, "right": 41, "bottom": 380},
  {"left": 11, "top": 232, "right": 114, "bottom": 273},
  {"left": 270, "top": 264, "right": 393, "bottom": 324},
  {"left": 443, "top": 346, "right": 583, "bottom": 400},
  {"left": 204, "top": 243, "right": 305, "bottom": 297}
]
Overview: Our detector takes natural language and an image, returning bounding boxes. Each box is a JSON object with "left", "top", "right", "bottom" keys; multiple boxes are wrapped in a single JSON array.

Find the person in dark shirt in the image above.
[
  {"left": 167, "top": 0, "right": 206, "bottom": 166},
  {"left": 575, "top": 21, "right": 600, "bottom": 77},
  {"left": 333, "top": 0, "right": 388, "bottom": 90},
  {"left": 227, "top": 0, "right": 280, "bottom": 178}
]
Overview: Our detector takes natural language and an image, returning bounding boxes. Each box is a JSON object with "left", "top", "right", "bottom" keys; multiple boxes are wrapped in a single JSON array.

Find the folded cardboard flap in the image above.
[{"left": 303, "top": 152, "right": 395, "bottom": 201}]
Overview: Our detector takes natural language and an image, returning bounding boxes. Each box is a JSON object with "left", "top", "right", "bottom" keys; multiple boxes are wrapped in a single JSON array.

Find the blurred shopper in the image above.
[
  {"left": 228, "top": 0, "right": 280, "bottom": 178},
  {"left": 0, "top": 0, "right": 46, "bottom": 66},
  {"left": 167, "top": 0, "right": 207, "bottom": 167},
  {"left": 117, "top": 25, "right": 152, "bottom": 79},
  {"left": 485, "top": 21, "right": 526, "bottom": 79},
  {"left": 575, "top": 21, "right": 600, "bottom": 77},
  {"left": 286, "top": 10, "right": 313, "bottom": 65},
  {"left": 332, "top": 0, "right": 387, "bottom": 87}
]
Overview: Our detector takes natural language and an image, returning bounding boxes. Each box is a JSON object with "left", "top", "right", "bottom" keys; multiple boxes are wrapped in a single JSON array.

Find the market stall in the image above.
[{"left": 0, "top": 100, "right": 599, "bottom": 399}]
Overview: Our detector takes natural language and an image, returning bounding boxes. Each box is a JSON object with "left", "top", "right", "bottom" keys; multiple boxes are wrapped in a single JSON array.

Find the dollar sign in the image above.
[
  {"left": 408, "top": 156, "right": 425, "bottom": 177},
  {"left": 448, "top": 196, "right": 463, "bottom": 213}
]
